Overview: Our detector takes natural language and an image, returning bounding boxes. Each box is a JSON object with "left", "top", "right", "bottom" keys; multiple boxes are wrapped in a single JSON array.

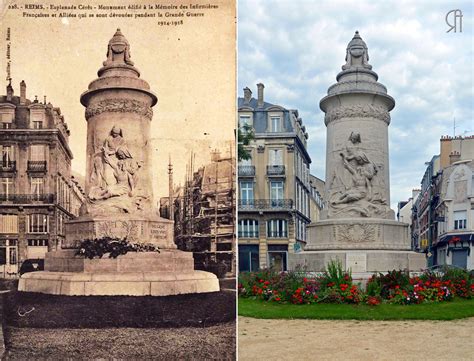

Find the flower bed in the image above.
[{"left": 238, "top": 261, "right": 474, "bottom": 306}]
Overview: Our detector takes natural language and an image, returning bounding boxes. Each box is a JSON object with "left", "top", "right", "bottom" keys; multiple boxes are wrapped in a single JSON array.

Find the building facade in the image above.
[
  {"left": 412, "top": 135, "right": 474, "bottom": 269},
  {"left": 237, "top": 84, "right": 312, "bottom": 272},
  {"left": 0, "top": 81, "right": 84, "bottom": 277},
  {"left": 160, "top": 149, "right": 235, "bottom": 277}
]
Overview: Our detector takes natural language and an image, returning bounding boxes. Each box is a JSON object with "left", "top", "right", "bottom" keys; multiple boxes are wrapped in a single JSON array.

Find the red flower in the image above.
[
  {"left": 328, "top": 282, "right": 335, "bottom": 287},
  {"left": 275, "top": 297, "right": 281, "bottom": 301},
  {"left": 303, "top": 277, "right": 308, "bottom": 283}
]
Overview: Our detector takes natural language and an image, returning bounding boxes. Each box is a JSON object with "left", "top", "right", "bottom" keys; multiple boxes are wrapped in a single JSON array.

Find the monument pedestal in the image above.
[
  {"left": 290, "top": 218, "right": 425, "bottom": 273},
  {"left": 64, "top": 214, "right": 176, "bottom": 249},
  {"left": 290, "top": 250, "right": 426, "bottom": 273},
  {"left": 19, "top": 250, "right": 219, "bottom": 296}
]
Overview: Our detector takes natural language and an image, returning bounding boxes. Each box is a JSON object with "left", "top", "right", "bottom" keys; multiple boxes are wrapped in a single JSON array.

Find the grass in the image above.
[{"left": 238, "top": 297, "right": 474, "bottom": 321}]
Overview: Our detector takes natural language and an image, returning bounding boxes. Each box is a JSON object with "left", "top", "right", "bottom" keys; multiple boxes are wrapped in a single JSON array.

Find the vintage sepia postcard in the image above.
[{"left": 0, "top": 0, "right": 236, "bottom": 359}]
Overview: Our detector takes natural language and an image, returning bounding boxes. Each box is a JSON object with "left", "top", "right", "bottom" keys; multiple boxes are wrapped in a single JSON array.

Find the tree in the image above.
[{"left": 237, "top": 123, "right": 255, "bottom": 161}]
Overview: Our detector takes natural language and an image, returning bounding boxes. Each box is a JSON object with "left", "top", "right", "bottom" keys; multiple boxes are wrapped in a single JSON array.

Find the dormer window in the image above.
[
  {"left": 30, "top": 108, "right": 46, "bottom": 129},
  {"left": 0, "top": 112, "right": 13, "bottom": 129},
  {"left": 270, "top": 116, "right": 282, "bottom": 132},
  {"left": 33, "top": 120, "right": 43, "bottom": 129},
  {"left": 239, "top": 115, "right": 252, "bottom": 128}
]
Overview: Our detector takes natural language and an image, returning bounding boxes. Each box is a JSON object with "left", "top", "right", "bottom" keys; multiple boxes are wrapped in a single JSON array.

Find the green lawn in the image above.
[{"left": 239, "top": 297, "right": 474, "bottom": 321}]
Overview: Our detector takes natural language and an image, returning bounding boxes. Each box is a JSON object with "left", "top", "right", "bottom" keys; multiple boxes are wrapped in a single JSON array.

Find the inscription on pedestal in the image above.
[
  {"left": 150, "top": 224, "right": 167, "bottom": 241},
  {"left": 346, "top": 252, "right": 367, "bottom": 272},
  {"left": 65, "top": 218, "right": 174, "bottom": 248}
]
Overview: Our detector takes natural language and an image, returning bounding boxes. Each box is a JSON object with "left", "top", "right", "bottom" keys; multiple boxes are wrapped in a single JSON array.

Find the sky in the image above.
[
  {"left": 238, "top": 0, "right": 473, "bottom": 211},
  {"left": 1, "top": 0, "right": 235, "bottom": 200}
]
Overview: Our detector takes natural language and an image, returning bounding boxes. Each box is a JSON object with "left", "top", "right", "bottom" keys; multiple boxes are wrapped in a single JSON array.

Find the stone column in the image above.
[
  {"left": 65, "top": 29, "right": 175, "bottom": 249},
  {"left": 80, "top": 28, "right": 157, "bottom": 216},
  {"left": 320, "top": 31, "right": 395, "bottom": 221}
]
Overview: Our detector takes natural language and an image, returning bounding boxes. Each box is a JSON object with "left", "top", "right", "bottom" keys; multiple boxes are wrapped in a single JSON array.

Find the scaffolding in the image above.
[{"left": 166, "top": 147, "right": 236, "bottom": 277}]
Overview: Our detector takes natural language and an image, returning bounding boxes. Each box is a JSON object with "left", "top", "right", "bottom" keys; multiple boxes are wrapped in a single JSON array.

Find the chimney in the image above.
[
  {"left": 449, "top": 150, "right": 461, "bottom": 164},
  {"left": 20, "top": 80, "right": 26, "bottom": 104},
  {"left": 6, "top": 80, "right": 13, "bottom": 101},
  {"left": 243, "top": 87, "right": 252, "bottom": 104},
  {"left": 211, "top": 149, "right": 221, "bottom": 162},
  {"left": 257, "top": 83, "right": 264, "bottom": 108}
]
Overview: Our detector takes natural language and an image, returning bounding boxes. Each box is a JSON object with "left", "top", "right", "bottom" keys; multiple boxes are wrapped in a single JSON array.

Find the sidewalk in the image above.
[{"left": 238, "top": 316, "right": 474, "bottom": 361}]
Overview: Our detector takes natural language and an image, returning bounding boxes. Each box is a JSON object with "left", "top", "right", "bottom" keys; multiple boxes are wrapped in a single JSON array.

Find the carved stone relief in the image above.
[
  {"left": 86, "top": 126, "right": 148, "bottom": 215},
  {"left": 85, "top": 99, "right": 153, "bottom": 120},
  {"left": 328, "top": 132, "right": 390, "bottom": 218},
  {"left": 325, "top": 104, "right": 390, "bottom": 124},
  {"left": 334, "top": 223, "right": 378, "bottom": 243}
]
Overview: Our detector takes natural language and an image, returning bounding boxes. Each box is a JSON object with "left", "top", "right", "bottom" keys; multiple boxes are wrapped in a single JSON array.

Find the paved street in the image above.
[{"left": 239, "top": 317, "right": 474, "bottom": 361}]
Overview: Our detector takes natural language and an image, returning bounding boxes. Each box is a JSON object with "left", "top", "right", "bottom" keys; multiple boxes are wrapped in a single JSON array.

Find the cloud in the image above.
[{"left": 238, "top": 0, "right": 473, "bottom": 210}]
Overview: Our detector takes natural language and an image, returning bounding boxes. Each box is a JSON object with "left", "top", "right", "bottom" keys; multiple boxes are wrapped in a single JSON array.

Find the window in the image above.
[
  {"left": 1, "top": 145, "right": 14, "bottom": 165},
  {"left": 238, "top": 219, "right": 259, "bottom": 238},
  {"left": 33, "top": 121, "right": 43, "bottom": 129},
  {"left": 27, "top": 239, "right": 49, "bottom": 246},
  {"left": 269, "top": 149, "right": 283, "bottom": 166},
  {"left": 30, "top": 145, "right": 45, "bottom": 161},
  {"left": 270, "top": 181, "right": 284, "bottom": 205},
  {"left": 240, "top": 158, "right": 251, "bottom": 166},
  {"left": 239, "top": 115, "right": 252, "bottom": 135},
  {"left": 0, "top": 215, "right": 18, "bottom": 233},
  {"left": 0, "top": 112, "right": 13, "bottom": 129},
  {"left": 30, "top": 110, "right": 45, "bottom": 129},
  {"left": 267, "top": 219, "right": 288, "bottom": 238},
  {"left": 0, "top": 178, "right": 13, "bottom": 200},
  {"left": 28, "top": 214, "right": 49, "bottom": 233},
  {"left": 268, "top": 245, "right": 288, "bottom": 271},
  {"left": 239, "top": 245, "right": 259, "bottom": 272},
  {"left": 270, "top": 116, "right": 282, "bottom": 132},
  {"left": 239, "top": 181, "right": 254, "bottom": 206},
  {"left": 454, "top": 210, "right": 467, "bottom": 230},
  {"left": 9, "top": 248, "right": 17, "bottom": 265},
  {"left": 30, "top": 177, "right": 44, "bottom": 197}
]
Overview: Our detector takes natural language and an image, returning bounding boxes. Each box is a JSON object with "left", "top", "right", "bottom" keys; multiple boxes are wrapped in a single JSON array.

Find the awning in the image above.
[{"left": 438, "top": 233, "right": 474, "bottom": 245}]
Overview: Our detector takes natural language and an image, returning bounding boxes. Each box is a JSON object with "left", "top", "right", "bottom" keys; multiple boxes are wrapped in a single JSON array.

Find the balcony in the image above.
[
  {"left": 267, "top": 165, "right": 285, "bottom": 176},
  {"left": 27, "top": 161, "right": 47, "bottom": 172},
  {"left": 238, "top": 165, "right": 255, "bottom": 177},
  {"left": 239, "top": 199, "right": 293, "bottom": 211},
  {"left": 0, "top": 161, "right": 16, "bottom": 172},
  {"left": 0, "top": 193, "right": 55, "bottom": 204}
]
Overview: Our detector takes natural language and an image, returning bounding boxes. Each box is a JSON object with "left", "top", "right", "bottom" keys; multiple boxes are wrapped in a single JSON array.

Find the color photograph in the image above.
[{"left": 237, "top": 1, "right": 473, "bottom": 360}]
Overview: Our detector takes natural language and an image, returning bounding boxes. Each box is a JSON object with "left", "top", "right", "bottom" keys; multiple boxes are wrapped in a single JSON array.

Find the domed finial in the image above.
[
  {"left": 103, "top": 28, "right": 134, "bottom": 67},
  {"left": 355, "top": 30, "right": 359, "bottom": 35}
]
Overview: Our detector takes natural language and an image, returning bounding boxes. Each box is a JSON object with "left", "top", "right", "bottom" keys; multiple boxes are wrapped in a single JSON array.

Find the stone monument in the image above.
[
  {"left": 19, "top": 29, "right": 220, "bottom": 296},
  {"left": 290, "top": 32, "right": 425, "bottom": 273}
]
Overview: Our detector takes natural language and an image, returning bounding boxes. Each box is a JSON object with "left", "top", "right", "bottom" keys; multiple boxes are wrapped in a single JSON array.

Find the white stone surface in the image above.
[{"left": 18, "top": 270, "right": 219, "bottom": 296}]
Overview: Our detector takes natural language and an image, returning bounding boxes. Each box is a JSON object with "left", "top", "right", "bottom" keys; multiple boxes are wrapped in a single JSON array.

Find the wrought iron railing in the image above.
[
  {"left": 238, "top": 165, "right": 255, "bottom": 177},
  {"left": 0, "top": 193, "right": 55, "bottom": 203},
  {"left": 267, "top": 165, "right": 285, "bottom": 176},
  {"left": 27, "top": 161, "right": 47, "bottom": 172},
  {"left": 238, "top": 199, "right": 293, "bottom": 210},
  {"left": 0, "top": 161, "right": 16, "bottom": 172}
]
